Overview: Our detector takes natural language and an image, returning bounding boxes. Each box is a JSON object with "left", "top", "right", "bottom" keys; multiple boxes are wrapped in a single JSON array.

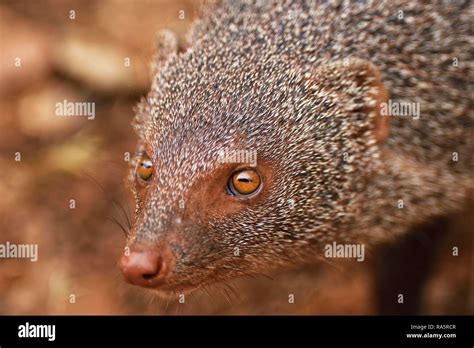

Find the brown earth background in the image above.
[{"left": 0, "top": 0, "right": 472, "bottom": 315}]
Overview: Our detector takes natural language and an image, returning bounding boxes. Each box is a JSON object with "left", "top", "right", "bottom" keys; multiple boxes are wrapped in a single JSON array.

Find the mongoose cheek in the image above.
[{"left": 120, "top": 159, "right": 275, "bottom": 292}]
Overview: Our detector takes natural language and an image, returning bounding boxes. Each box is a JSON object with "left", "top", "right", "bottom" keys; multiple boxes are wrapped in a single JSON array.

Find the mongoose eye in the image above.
[
  {"left": 227, "top": 169, "right": 262, "bottom": 197},
  {"left": 137, "top": 154, "right": 153, "bottom": 182}
]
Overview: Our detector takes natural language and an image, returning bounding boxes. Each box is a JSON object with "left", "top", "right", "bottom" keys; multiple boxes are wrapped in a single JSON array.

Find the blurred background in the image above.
[{"left": 0, "top": 0, "right": 472, "bottom": 315}]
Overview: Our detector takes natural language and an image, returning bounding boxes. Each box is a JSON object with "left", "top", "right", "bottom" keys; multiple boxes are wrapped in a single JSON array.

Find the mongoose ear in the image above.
[{"left": 312, "top": 58, "right": 390, "bottom": 143}]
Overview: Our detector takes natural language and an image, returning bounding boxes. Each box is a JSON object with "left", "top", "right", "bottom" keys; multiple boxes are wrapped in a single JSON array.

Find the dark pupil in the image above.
[
  {"left": 238, "top": 177, "right": 251, "bottom": 183},
  {"left": 142, "top": 161, "right": 152, "bottom": 169}
]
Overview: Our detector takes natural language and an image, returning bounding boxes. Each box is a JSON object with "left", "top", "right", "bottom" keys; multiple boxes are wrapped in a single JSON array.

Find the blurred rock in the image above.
[
  {"left": 54, "top": 30, "right": 149, "bottom": 93},
  {"left": 94, "top": 0, "right": 196, "bottom": 57},
  {"left": 1, "top": 0, "right": 97, "bottom": 28},
  {"left": 0, "top": 158, "right": 30, "bottom": 214},
  {"left": 0, "top": 100, "right": 20, "bottom": 151},
  {"left": 0, "top": 6, "right": 53, "bottom": 95},
  {"left": 44, "top": 134, "right": 99, "bottom": 174},
  {"left": 17, "top": 82, "right": 87, "bottom": 140}
]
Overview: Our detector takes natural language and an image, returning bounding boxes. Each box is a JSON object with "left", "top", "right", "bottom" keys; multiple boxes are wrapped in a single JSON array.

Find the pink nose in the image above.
[{"left": 118, "top": 246, "right": 168, "bottom": 288}]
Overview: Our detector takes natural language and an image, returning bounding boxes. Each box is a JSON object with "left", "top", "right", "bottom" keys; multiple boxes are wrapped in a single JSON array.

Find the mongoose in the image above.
[{"left": 118, "top": 0, "right": 474, "bottom": 302}]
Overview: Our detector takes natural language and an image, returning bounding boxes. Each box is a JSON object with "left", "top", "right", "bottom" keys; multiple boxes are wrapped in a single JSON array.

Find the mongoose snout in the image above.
[{"left": 118, "top": 245, "right": 169, "bottom": 288}]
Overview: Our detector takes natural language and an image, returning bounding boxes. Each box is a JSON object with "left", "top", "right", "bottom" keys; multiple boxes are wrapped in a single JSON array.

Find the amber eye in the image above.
[
  {"left": 137, "top": 154, "right": 153, "bottom": 181},
  {"left": 227, "top": 169, "right": 262, "bottom": 197}
]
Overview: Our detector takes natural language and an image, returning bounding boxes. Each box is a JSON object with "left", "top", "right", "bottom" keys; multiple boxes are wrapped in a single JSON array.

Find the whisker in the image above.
[
  {"left": 313, "top": 255, "right": 344, "bottom": 272},
  {"left": 111, "top": 198, "right": 132, "bottom": 230},
  {"left": 222, "top": 281, "right": 240, "bottom": 301},
  {"left": 202, "top": 285, "right": 213, "bottom": 300},
  {"left": 124, "top": 198, "right": 134, "bottom": 228},
  {"left": 175, "top": 298, "right": 181, "bottom": 314},
  {"left": 81, "top": 172, "right": 133, "bottom": 231},
  {"left": 107, "top": 217, "right": 130, "bottom": 237},
  {"left": 219, "top": 286, "right": 233, "bottom": 305},
  {"left": 147, "top": 291, "right": 158, "bottom": 308},
  {"left": 233, "top": 266, "right": 274, "bottom": 281}
]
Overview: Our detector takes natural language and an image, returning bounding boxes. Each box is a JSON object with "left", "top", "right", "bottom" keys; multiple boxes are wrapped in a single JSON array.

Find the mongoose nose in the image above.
[{"left": 118, "top": 247, "right": 168, "bottom": 288}]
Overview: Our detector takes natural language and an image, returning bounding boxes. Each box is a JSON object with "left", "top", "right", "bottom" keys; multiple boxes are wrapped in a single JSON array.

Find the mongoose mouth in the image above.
[{"left": 147, "top": 277, "right": 216, "bottom": 296}]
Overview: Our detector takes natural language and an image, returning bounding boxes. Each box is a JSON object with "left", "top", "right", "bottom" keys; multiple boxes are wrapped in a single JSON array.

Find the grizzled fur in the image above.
[{"left": 128, "top": 0, "right": 473, "bottom": 291}]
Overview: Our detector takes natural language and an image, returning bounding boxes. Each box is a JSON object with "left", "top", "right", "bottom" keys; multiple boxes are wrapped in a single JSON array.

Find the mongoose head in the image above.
[{"left": 118, "top": 30, "right": 389, "bottom": 295}]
